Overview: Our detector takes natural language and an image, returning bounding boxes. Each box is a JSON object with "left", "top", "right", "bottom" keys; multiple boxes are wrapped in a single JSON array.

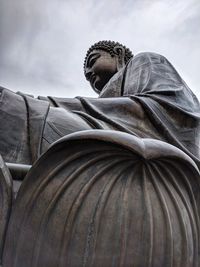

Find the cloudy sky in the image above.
[{"left": 0, "top": 0, "right": 199, "bottom": 98}]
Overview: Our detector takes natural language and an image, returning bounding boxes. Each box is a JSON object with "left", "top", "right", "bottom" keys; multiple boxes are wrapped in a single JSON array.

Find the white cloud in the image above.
[{"left": 0, "top": 0, "right": 199, "bottom": 98}]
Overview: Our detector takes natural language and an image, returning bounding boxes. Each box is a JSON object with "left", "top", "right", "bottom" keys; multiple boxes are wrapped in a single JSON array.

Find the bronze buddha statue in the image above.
[
  {"left": 0, "top": 41, "right": 199, "bottom": 169},
  {"left": 1, "top": 40, "right": 200, "bottom": 267}
]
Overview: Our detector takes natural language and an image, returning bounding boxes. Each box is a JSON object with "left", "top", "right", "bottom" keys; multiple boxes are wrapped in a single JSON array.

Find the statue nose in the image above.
[{"left": 85, "top": 69, "right": 93, "bottom": 81}]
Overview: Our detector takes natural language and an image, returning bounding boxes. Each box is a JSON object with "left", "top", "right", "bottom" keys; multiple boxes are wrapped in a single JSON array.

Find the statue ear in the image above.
[{"left": 113, "top": 46, "right": 126, "bottom": 70}]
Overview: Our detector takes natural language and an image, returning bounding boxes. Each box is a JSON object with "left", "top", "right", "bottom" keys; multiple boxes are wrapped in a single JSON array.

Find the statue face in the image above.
[{"left": 85, "top": 49, "right": 118, "bottom": 93}]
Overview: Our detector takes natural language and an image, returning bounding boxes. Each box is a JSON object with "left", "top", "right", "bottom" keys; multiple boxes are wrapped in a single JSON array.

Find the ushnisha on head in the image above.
[{"left": 84, "top": 40, "right": 133, "bottom": 94}]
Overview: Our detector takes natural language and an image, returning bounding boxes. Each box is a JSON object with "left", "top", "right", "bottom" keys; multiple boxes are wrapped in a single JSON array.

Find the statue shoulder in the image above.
[{"left": 129, "top": 52, "right": 169, "bottom": 66}]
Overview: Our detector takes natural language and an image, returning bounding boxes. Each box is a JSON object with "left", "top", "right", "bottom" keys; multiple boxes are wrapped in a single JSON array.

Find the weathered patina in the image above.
[{"left": 0, "top": 40, "right": 200, "bottom": 267}]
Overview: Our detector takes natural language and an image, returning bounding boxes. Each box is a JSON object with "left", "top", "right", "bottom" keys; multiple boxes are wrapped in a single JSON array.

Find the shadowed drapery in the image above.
[{"left": 0, "top": 53, "right": 200, "bottom": 169}]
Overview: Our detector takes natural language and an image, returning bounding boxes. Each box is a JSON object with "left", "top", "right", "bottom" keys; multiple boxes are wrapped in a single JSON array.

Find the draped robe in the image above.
[{"left": 0, "top": 52, "right": 200, "bottom": 167}]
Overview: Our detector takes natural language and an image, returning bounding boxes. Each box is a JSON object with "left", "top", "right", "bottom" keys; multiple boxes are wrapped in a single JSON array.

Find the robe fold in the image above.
[{"left": 0, "top": 52, "right": 200, "bottom": 167}]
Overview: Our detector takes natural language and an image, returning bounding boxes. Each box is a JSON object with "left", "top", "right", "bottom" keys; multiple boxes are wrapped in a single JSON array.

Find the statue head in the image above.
[{"left": 84, "top": 41, "right": 133, "bottom": 94}]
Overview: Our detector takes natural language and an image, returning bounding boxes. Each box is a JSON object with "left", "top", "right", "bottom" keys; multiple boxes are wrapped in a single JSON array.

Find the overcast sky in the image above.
[{"left": 0, "top": 0, "right": 199, "bottom": 98}]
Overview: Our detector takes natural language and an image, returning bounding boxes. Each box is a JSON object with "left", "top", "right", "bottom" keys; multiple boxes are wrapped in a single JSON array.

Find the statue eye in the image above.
[{"left": 89, "top": 54, "right": 100, "bottom": 67}]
